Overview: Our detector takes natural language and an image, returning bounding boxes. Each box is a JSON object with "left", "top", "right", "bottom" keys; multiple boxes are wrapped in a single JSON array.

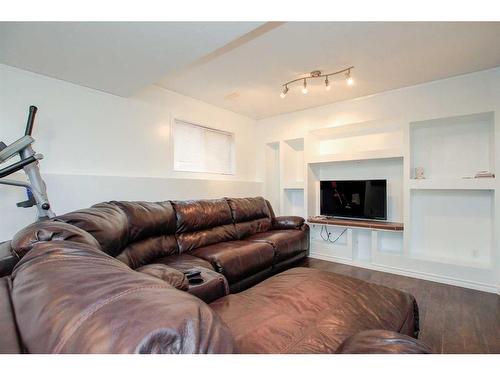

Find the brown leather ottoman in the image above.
[{"left": 210, "top": 267, "right": 419, "bottom": 354}]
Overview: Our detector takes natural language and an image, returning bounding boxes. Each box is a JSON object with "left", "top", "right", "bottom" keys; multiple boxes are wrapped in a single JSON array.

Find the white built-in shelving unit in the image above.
[
  {"left": 265, "top": 110, "right": 499, "bottom": 293},
  {"left": 280, "top": 138, "right": 305, "bottom": 217}
]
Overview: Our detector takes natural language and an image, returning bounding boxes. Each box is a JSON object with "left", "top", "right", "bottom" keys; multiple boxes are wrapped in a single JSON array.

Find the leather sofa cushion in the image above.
[
  {"left": 56, "top": 201, "right": 179, "bottom": 267},
  {"left": 10, "top": 238, "right": 235, "bottom": 353},
  {"left": 176, "top": 224, "right": 237, "bottom": 253},
  {"left": 173, "top": 199, "right": 234, "bottom": 233},
  {"left": 233, "top": 219, "right": 273, "bottom": 240},
  {"left": 116, "top": 235, "right": 178, "bottom": 269},
  {"left": 54, "top": 202, "right": 129, "bottom": 256},
  {"left": 136, "top": 264, "right": 189, "bottom": 291},
  {"left": 155, "top": 253, "right": 214, "bottom": 272},
  {"left": 114, "top": 201, "right": 177, "bottom": 242},
  {"left": 173, "top": 199, "right": 238, "bottom": 253},
  {"left": 226, "top": 197, "right": 272, "bottom": 222},
  {"left": 226, "top": 197, "right": 272, "bottom": 238},
  {"left": 246, "top": 229, "right": 307, "bottom": 262},
  {"left": 190, "top": 241, "right": 274, "bottom": 284},
  {"left": 210, "top": 267, "right": 418, "bottom": 354}
]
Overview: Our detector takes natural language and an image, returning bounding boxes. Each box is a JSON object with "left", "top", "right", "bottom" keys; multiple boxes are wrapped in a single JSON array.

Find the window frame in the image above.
[{"left": 171, "top": 118, "right": 236, "bottom": 176}]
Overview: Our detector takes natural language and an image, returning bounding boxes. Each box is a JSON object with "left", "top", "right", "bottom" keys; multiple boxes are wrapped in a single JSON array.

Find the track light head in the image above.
[
  {"left": 325, "top": 76, "right": 331, "bottom": 91},
  {"left": 302, "top": 79, "right": 308, "bottom": 94},
  {"left": 346, "top": 70, "right": 354, "bottom": 86},
  {"left": 280, "top": 85, "right": 289, "bottom": 98}
]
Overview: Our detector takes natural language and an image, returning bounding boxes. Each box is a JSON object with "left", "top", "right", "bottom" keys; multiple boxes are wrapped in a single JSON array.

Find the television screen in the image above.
[{"left": 320, "top": 180, "right": 387, "bottom": 220}]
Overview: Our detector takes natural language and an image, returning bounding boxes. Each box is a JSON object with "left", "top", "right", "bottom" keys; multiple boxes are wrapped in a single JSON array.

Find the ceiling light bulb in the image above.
[
  {"left": 280, "top": 85, "right": 289, "bottom": 98},
  {"left": 325, "top": 76, "right": 331, "bottom": 91},
  {"left": 346, "top": 70, "right": 354, "bottom": 86},
  {"left": 302, "top": 79, "right": 308, "bottom": 94}
]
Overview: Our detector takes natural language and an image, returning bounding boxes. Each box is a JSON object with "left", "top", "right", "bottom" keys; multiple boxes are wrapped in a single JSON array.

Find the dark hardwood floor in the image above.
[{"left": 299, "top": 257, "right": 500, "bottom": 354}]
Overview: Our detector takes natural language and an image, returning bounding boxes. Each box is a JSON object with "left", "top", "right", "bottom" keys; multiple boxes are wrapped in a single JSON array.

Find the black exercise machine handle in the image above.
[
  {"left": 0, "top": 155, "right": 38, "bottom": 179},
  {"left": 24, "top": 106, "right": 38, "bottom": 136}
]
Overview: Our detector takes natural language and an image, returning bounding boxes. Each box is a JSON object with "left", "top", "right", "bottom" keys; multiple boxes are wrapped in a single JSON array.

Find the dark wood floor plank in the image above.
[{"left": 299, "top": 257, "right": 500, "bottom": 354}]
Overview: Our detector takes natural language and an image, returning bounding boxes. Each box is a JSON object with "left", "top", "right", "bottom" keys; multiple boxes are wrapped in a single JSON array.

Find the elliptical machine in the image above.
[{"left": 0, "top": 106, "right": 55, "bottom": 220}]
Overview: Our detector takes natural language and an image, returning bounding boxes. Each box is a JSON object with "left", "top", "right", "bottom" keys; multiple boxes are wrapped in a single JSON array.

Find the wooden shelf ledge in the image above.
[{"left": 308, "top": 216, "right": 404, "bottom": 231}]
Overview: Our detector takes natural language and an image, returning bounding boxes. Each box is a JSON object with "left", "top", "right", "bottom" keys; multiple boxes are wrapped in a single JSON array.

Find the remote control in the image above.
[
  {"left": 184, "top": 269, "right": 202, "bottom": 279},
  {"left": 188, "top": 277, "right": 204, "bottom": 285}
]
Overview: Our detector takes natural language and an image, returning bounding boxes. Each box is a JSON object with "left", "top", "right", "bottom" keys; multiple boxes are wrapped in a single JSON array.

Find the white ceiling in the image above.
[
  {"left": 0, "top": 22, "right": 263, "bottom": 96},
  {"left": 158, "top": 22, "right": 500, "bottom": 119},
  {"left": 1, "top": 22, "right": 500, "bottom": 119}
]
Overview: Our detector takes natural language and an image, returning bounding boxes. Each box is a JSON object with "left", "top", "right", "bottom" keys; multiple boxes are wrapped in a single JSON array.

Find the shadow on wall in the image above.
[{"left": 0, "top": 173, "right": 263, "bottom": 241}]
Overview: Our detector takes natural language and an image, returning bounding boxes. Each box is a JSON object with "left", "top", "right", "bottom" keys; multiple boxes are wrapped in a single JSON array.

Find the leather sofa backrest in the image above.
[
  {"left": 54, "top": 201, "right": 178, "bottom": 269},
  {"left": 225, "top": 197, "right": 273, "bottom": 239},
  {"left": 45, "top": 198, "right": 280, "bottom": 265},
  {"left": 9, "top": 222, "right": 235, "bottom": 353},
  {"left": 172, "top": 199, "right": 237, "bottom": 253}
]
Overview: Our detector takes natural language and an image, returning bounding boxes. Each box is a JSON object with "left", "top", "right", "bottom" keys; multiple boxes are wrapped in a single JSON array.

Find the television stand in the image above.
[{"left": 307, "top": 216, "right": 404, "bottom": 231}]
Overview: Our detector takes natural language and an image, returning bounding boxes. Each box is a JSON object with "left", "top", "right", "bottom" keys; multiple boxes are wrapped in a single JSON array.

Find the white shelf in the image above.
[
  {"left": 308, "top": 148, "right": 403, "bottom": 164},
  {"left": 282, "top": 181, "right": 304, "bottom": 189},
  {"left": 408, "top": 178, "right": 496, "bottom": 190},
  {"left": 410, "top": 112, "right": 494, "bottom": 181}
]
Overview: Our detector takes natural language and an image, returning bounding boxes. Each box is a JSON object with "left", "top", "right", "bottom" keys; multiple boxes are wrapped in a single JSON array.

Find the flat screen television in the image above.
[{"left": 320, "top": 180, "right": 387, "bottom": 220}]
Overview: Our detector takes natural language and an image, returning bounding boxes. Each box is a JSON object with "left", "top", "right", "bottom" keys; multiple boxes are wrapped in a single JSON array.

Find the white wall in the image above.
[{"left": 0, "top": 64, "right": 262, "bottom": 240}]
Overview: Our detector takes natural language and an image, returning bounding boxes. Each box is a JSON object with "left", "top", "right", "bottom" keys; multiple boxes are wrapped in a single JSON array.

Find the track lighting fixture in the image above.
[{"left": 279, "top": 66, "right": 354, "bottom": 98}]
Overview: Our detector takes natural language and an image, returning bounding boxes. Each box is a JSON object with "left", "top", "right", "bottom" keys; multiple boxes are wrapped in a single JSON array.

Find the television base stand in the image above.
[{"left": 307, "top": 216, "right": 404, "bottom": 231}]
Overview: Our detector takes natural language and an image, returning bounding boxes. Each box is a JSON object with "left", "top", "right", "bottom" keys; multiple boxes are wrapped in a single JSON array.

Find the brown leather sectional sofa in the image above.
[
  {"left": 54, "top": 197, "right": 310, "bottom": 294},
  {"left": 0, "top": 197, "right": 431, "bottom": 354}
]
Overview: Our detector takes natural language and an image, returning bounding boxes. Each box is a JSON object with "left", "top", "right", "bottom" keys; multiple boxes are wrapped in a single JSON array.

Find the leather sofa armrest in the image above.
[
  {"left": 272, "top": 216, "right": 305, "bottom": 230},
  {"left": 335, "top": 330, "right": 432, "bottom": 354},
  {"left": 11, "top": 221, "right": 102, "bottom": 260},
  {"left": 136, "top": 264, "right": 189, "bottom": 291},
  {"left": 188, "top": 268, "right": 229, "bottom": 304}
]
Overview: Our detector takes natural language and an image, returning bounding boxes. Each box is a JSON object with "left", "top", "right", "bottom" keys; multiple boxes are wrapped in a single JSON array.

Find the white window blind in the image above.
[{"left": 173, "top": 119, "right": 234, "bottom": 175}]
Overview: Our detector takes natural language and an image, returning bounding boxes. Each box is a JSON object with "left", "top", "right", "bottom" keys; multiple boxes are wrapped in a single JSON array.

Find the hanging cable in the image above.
[{"left": 320, "top": 225, "right": 348, "bottom": 244}]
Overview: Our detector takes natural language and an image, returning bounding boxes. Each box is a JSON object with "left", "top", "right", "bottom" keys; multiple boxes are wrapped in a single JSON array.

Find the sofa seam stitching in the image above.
[{"left": 52, "top": 285, "right": 168, "bottom": 353}]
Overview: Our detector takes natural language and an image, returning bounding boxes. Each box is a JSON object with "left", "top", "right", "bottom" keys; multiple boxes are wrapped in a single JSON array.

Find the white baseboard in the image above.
[{"left": 309, "top": 252, "right": 499, "bottom": 295}]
